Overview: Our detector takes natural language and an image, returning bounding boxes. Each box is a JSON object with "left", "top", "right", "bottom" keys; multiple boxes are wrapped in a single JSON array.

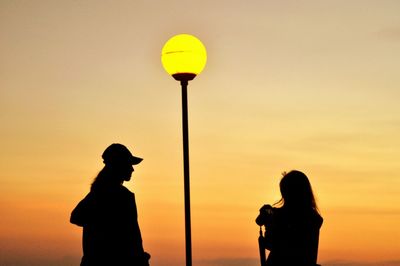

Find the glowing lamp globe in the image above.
[{"left": 161, "top": 34, "right": 207, "bottom": 81}]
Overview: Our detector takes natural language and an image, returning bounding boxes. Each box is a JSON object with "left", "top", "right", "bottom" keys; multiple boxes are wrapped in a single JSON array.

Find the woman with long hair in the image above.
[
  {"left": 256, "top": 170, "right": 323, "bottom": 266},
  {"left": 71, "top": 143, "right": 150, "bottom": 266}
]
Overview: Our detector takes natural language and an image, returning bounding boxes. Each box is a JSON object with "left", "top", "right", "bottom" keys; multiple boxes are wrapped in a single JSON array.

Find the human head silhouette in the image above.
[
  {"left": 279, "top": 170, "right": 318, "bottom": 211},
  {"left": 92, "top": 144, "right": 143, "bottom": 188},
  {"left": 102, "top": 143, "right": 143, "bottom": 166},
  {"left": 103, "top": 143, "right": 142, "bottom": 182}
]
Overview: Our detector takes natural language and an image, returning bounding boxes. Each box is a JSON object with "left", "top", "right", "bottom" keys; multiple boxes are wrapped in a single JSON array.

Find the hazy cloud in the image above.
[
  {"left": 0, "top": 256, "right": 79, "bottom": 266},
  {"left": 195, "top": 258, "right": 400, "bottom": 266},
  {"left": 375, "top": 27, "right": 400, "bottom": 41},
  {"left": 196, "top": 258, "right": 259, "bottom": 266},
  {"left": 2, "top": 256, "right": 400, "bottom": 266},
  {"left": 323, "top": 260, "right": 400, "bottom": 266}
]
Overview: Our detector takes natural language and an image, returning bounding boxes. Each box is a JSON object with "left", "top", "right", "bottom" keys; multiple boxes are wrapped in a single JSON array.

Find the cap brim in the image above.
[{"left": 131, "top": 156, "right": 143, "bottom": 165}]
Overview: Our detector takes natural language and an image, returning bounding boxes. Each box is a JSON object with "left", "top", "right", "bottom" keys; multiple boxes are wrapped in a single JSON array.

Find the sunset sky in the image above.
[{"left": 1, "top": 1, "right": 400, "bottom": 265}]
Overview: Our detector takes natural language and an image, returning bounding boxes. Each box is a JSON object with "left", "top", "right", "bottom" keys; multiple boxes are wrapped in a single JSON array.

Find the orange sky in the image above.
[{"left": 1, "top": 1, "right": 400, "bottom": 265}]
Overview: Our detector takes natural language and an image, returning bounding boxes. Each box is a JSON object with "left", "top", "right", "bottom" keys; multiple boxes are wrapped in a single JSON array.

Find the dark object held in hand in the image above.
[{"left": 255, "top": 204, "right": 274, "bottom": 226}]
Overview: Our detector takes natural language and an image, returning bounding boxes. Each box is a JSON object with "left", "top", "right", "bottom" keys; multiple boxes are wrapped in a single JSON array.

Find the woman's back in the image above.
[
  {"left": 71, "top": 184, "right": 144, "bottom": 265},
  {"left": 265, "top": 207, "right": 323, "bottom": 266},
  {"left": 257, "top": 170, "right": 323, "bottom": 266}
]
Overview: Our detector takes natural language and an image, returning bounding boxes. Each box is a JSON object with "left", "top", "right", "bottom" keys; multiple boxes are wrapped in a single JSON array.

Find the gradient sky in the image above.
[{"left": 1, "top": 1, "right": 400, "bottom": 265}]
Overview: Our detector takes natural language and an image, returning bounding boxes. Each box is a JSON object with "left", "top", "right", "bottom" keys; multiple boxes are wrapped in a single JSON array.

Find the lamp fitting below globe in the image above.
[{"left": 172, "top": 73, "right": 197, "bottom": 82}]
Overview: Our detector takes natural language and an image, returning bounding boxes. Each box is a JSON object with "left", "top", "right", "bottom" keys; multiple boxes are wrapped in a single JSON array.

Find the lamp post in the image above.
[{"left": 161, "top": 34, "right": 207, "bottom": 266}]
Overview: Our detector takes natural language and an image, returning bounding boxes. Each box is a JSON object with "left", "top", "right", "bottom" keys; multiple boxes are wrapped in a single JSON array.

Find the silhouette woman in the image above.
[
  {"left": 71, "top": 143, "right": 150, "bottom": 266},
  {"left": 256, "top": 170, "right": 323, "bottom": 266}
]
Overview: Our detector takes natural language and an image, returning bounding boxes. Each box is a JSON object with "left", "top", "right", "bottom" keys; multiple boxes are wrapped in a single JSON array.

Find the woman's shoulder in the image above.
[
  {"left": 273, "top": 207, "right": 323, "bottom": 228},
  {"left": 313, "top": 211, "right": 323, "bottom": 228},
  {"left": 119, "top": 185, "right": 134, "bottom": 195},
  {"left": 118, "top": 186, "right": 136, "bottom": 203},
  {"left": 305, "top": 209, "right": 323, "bottom": 229}
]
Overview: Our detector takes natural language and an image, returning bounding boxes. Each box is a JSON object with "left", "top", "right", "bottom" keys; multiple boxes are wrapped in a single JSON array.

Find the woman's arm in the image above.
[{"left": 70, "top": 193, "right": 93, "bottom": 226}]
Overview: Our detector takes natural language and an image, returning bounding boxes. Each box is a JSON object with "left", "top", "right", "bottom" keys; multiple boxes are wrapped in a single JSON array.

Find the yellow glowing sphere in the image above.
[{"left": 161, "top": 34, "right": 207, "bottom": 79}]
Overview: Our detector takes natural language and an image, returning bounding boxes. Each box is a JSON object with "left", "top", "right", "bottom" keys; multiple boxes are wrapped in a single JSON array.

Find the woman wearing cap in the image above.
[{"left": 71, "top": 143, "right": 150, "bottom": 266}]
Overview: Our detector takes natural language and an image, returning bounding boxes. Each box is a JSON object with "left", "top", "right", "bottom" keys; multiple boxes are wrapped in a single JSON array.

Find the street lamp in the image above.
[{"left": 161, "top": 34, "right": 207, "bottom": 266}]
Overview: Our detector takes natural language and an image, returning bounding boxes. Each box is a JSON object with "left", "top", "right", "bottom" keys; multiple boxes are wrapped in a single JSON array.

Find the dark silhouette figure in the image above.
[
  {"left": 256, "top": 170, "right": 323, "bottom": 266},
  {"left": 71, "top": 143, "right": 150, "bottom": 266}
]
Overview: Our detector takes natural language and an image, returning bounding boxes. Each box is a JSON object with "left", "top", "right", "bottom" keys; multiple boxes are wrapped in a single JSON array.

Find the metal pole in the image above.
[{"left": 181, "top": 80, "right": 192, "bottom": 266}]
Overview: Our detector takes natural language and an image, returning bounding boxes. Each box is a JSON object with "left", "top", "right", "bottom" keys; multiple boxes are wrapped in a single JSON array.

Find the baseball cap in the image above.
[{"left": 102, "top": 143, "right": 143, "bottom": 165}]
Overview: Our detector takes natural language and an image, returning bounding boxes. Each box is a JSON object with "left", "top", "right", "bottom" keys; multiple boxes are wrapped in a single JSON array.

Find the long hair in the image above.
[
  {"left": 275, "top": 170, "right": 319, "bottom": 214},
  {"left": 91, "top": 166, "right": 117, "bottom": 191}
]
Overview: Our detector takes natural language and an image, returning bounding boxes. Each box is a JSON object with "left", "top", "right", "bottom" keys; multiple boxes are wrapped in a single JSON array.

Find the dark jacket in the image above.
[
  {"left": 263, "top": 207, "right": 323, "bottom": 266},
  {"left": 71, "top": 185, "right": 148, "bottom": 266}
]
